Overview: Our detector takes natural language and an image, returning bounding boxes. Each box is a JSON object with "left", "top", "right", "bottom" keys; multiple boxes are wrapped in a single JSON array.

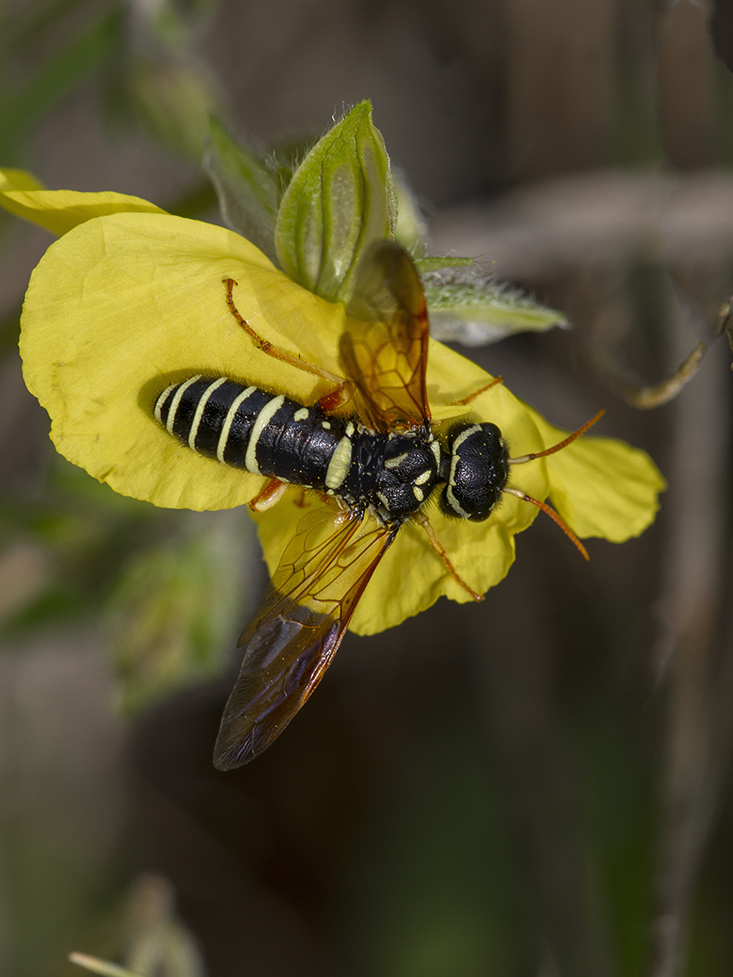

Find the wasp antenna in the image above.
[
  {"left": 508, "top": 409, "right": 605, "bottom": 465},
  {"left": 503, "top": 486, "right": 589, "bottom": 561}
]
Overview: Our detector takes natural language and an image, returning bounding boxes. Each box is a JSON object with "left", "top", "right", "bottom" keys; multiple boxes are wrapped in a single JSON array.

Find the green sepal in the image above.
[
  {"left": 128, "top": 60, "right": 219, "bottom": 161},
  {"left": 275, "top": 101, "right": 396, "bottom": 303},
  {"left": 269, "top": 133, "right": 320, "bottom": 189},
  {"left": 393, "top": 174, "right": 427, "bottom": 256},
  {"left": 204, "top": 116, "right": 280, "bottom": 261},
  {"left": 422, "top": 263, "right": 567, "bottom": 346},
  {"left": 416, "top": 256, "right": 475, "bottom": 273}
]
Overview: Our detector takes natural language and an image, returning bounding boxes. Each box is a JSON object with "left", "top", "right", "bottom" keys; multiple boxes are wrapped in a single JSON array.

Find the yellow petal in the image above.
[
  {"left": 0, "top": 169, "right": 166, "bottom": 236},
  {"left": 20, "top": 211, "right": 346, "bottom": 510},
  {"left": 0, "top": 169, "right": 46, "bottom": 190},
  {"left": 537, "top": 416, "right": 666, "bottom": 541}
]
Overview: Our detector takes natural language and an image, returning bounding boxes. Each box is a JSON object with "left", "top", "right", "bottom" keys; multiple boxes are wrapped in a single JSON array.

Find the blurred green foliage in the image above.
[{"left": 108, "top": 514, "right": 249, "bottom": 716}]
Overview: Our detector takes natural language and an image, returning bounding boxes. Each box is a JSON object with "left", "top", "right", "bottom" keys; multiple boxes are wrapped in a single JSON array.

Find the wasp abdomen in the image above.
[{"left": 154, "top": 376, "right": 352, "bottom": 491}]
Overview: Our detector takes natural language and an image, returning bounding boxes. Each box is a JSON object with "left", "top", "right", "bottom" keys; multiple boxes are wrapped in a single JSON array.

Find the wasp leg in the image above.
[
  {"left": 410, "top": 510, "right": 483, "bottom": 602},
  {"left": 317, "top": 383, "right": 351, "bottom": 412},
  {"left": 448, "top": 376, "right": 503, "bottom": 407},
  {"left": 224, "top": 278, "right": 347, "bottom": 386},
  {"left": 249, "top": 478, "right": 289, "bottom": 512}
]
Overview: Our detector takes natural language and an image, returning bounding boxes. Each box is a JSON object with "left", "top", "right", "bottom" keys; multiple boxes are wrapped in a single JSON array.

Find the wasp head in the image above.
[{"left": 442, "top": 422, "right": 510, "bottom": 521}]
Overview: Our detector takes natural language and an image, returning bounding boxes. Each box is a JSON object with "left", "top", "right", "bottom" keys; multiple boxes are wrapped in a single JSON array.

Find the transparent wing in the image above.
[
  {"left": 213, "top": 504, "right": 396, "bottom": 769},
  {"left": 342, "top": 241, "right": 430, "bottom": 432}
]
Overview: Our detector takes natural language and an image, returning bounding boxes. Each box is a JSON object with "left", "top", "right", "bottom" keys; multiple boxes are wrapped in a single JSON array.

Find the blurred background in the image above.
[{"left": 1, "top": 1, "right": 733, "bottom": 975}]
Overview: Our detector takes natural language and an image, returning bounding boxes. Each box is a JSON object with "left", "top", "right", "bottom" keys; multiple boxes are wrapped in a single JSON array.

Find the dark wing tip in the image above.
[
  {"left": 213, "top": 716, "right": 276, "bottom": 770},
  {"left": 212, "top": 725, "right": 255, "bottom": 771}
]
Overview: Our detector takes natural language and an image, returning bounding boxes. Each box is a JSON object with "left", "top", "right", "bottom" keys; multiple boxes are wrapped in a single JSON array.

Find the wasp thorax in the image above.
[
  {"left": 444, "top": 422, "right": 509, "bottom": 521},
  {"left": 374, "top": 434, "right": 440, "bottom": 517}
]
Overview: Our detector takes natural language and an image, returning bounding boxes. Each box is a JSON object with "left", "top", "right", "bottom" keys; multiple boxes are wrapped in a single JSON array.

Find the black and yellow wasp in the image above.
[{"left": 153, "top": 242, "right": 597, "bottom": 768}]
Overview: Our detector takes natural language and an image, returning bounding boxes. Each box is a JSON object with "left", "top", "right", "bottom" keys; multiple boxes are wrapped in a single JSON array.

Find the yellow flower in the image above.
[{"left": 1, "top": 171, "right": 665, "bottom": 636}]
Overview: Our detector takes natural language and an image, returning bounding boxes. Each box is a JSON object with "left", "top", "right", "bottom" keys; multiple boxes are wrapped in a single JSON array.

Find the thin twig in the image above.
[
  {"left": 598, "top": 341, "right": 707, "bottom": 409},
  {"left": 646, "top": 331, "right": 730, "bottom": 977}
]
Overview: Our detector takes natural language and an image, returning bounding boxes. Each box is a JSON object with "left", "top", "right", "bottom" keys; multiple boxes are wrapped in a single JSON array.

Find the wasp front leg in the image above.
[{"left": 448, "top": 376, "right": 503, "bottom": 407}]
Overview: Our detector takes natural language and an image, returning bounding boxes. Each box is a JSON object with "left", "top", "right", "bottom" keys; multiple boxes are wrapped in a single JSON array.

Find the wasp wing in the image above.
[
  {"left": 213, "top": 504, "right": 395, "bottom": 769},
  {"left": 342, "top": 241, "right": 430, "bottom": 433}
]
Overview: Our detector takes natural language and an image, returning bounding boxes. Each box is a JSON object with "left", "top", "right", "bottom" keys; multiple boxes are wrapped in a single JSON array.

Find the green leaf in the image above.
[
  {"left": 275, "top": 100, "right": 396, "bottom": 303},
  {"left": 422, "top": 263, "right": 567, "bottom": 346},
  {"left": 128, "top": 60, "right": 219, "bottom": 162},
  {"left": 204, "top": 117, "right": 279, "bottom": 260}
]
